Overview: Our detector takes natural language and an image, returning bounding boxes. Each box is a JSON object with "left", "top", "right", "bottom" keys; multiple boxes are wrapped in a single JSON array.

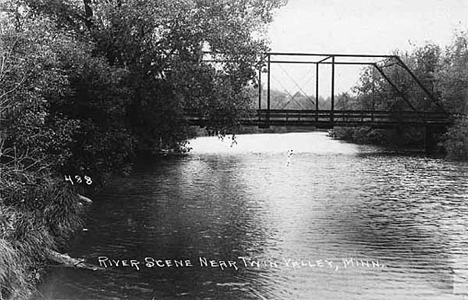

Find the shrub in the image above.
[
  {"left": 444, "top": 116, "right": 468, "bottom": 160},
  {"left": 0, "top": 165, "right": 82, "bottom": 299},
  {"left": 2, "top": 178, "right": 82, "bottom": 248},
  {"left": 331, "top": 127, "right": 391, "bottom": 145}
]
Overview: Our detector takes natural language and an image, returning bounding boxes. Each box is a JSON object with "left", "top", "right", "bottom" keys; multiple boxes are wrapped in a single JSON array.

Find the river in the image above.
[{"left": 38, "top": 132, "right": 468, "bottom": 300}]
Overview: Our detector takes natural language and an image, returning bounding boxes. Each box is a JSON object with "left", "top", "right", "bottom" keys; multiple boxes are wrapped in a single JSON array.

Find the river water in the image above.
[{"left": 38, "top": 132, "right": 468, "bottom": 300}]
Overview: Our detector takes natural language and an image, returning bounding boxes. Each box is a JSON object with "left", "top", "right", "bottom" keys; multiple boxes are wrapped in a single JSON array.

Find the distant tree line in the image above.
[{"left": 259, "top": 88, "right": 337, "bottom": 110}]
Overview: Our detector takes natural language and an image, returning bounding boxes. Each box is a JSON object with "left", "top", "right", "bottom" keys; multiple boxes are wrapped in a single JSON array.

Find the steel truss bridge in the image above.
[{"left": 186, "top": 52, "right": 454, "bottom": 131}]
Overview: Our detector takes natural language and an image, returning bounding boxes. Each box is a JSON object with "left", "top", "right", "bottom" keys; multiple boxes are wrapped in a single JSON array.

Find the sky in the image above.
[{"left": 262, "top": 0, "right": 468, "bottom": 98}]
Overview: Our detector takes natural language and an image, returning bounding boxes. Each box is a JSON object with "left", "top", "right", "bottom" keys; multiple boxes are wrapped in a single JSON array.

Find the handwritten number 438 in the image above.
[{"left": 64, "top": 175, "right": 92, "bottom": 185}]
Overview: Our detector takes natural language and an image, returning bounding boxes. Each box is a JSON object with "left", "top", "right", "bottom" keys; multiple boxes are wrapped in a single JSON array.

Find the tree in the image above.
[
  {"left": 351, "top": 44, "right": 442, "bottom": 113},
  {"left": 436, "top": 31, "right": 468, "bottom": 113},
  {"left": 437, "top": 31, "right": 468, "bottom": 160},
  {"left": 22, "top": 0, "right": 287, "bottom": 148},
  {"left": 334, "top": 44, "right": 445, "bottom": 148},
  {"left": 0, "top": 9, "right": 80, "bottom": 175},
  {"left": 0, "top": 1, "right": 290, "bottom": 296}
]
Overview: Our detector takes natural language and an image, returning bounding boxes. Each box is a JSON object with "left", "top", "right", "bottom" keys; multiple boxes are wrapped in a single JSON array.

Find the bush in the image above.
[
  {"left": 0, "top": 163, "right": 83, "bottom": 299},
  {"left": 444, "top": 116, "right": 468, "bottom": 160},
  {"left": 331, "top": 127, "right": 391, "bottom": 145},
  {"left": 2, "top": 176, "right": 82, "bottom": 248},
  {"left": 329, "top": 127, "right": 355, "bottom": 140}
]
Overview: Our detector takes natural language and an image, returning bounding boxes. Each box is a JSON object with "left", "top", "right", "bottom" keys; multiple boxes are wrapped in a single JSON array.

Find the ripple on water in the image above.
[{"left": 38, "top": 133, "right": 468, "bottom": 300}]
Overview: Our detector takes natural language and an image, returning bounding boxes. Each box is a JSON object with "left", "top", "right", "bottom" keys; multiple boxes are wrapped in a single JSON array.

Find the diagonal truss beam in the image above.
[
  {"left": 202, "top": 51, "right": 446, "bottom": 114},
  {"left": 393, "top": 56, "right": 446, "bottom": 112},
  {"left": 373, "top": 64, "right": 417, "bottom": 111}
]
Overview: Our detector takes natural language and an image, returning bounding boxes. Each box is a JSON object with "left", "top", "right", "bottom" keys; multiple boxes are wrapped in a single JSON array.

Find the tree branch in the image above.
[{"left": 47, "top": 250, "right": 103, "bottom": 271}]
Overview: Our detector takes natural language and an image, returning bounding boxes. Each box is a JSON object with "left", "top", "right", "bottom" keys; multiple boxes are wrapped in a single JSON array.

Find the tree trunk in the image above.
[
  {"left": 47, "top": 250, "right": 103, "bottom": 271},
  {"left": 83, "top": 0, "right": 93, "bottom": 29}
]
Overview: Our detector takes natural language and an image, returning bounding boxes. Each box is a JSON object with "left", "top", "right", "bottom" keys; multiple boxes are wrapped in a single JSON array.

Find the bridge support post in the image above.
[
  {"left": 331, "top": 56, "right": 335, "bottom": 124},
  {"left": 316, "top": 63, "right": 319, "bottom": 123},
  {"left": 267, "top": 53, "right": 271, "bottom": 126},
  {"left": 371, "top": 68, "right": 375, "bottom": 122},
  {"left": 424, "top": 126, "right": 436, "bottom": 154},
  {"left": 258, "top": 66, "right": 262, "bottom": 111}
]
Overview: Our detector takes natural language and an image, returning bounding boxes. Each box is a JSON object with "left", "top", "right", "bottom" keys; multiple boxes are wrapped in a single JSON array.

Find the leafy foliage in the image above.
[
  {"left": 1, "top": 0, "right": 287, "bottom": 297},
  {"left": 444, "top": 116, "right": 468, "bottom": 160},
  {"left": 436, "top": 32, "right": 468, "bottom": 159},
  {"left": 331, "top": 35, "right": 468, "bottom": 158},
  {"left": 331, "top": 42, "right": 459, "bottom": 151},
  {"left": 437, "top": 32, "right": 468, "bottom": 114}
]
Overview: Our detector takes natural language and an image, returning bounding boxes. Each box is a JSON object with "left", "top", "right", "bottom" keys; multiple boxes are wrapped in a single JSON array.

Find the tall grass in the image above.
[
  {"left": 0, "top": 165, "right": 84, "bottom": 299},
  {"left": 0, "top": 238, "right": 30, "bottom": 300},
  {"left": 0, "top": 207, "right": 32, "bottom": 300}
]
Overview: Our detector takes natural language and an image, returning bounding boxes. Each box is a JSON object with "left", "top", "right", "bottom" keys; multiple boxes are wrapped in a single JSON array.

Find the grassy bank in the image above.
[{"left": 0, "top": 165, "right": 85, "bottom": 299}]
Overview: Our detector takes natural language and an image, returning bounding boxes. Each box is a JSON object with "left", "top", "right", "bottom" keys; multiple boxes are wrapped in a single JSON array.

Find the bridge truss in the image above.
[
  {"left": 190, "top": 52, "right": 453, "bottom": 132},
  {"left": 256, "top": 52, "right": 448, "bottom": 127}
]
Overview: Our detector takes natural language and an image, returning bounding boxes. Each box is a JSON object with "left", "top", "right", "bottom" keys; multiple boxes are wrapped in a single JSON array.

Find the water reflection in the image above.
[{"left": 38, "top": 132, "right": 468, "bottom": 300}]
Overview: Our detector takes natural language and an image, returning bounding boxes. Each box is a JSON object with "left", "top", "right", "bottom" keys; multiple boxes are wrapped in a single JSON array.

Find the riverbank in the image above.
[
  {"left": 0, "top": 167, "right": 93, "bottom": 299},
  {"left": 328, "top": 126, "right": 450, "bottom": 156}
]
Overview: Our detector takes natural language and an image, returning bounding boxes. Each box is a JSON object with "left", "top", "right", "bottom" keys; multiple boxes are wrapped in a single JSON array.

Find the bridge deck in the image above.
[{"left": 186, "top": 109, "right": 453, "bottom": 129}]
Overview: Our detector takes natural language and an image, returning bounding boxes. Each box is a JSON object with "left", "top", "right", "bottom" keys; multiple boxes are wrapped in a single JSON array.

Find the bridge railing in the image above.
[
  {"left": 185, "top": 109, "right": 453, "bottom": 128},
  {"left": 257, "top": 109, "right": 451, "bottom": 125}
]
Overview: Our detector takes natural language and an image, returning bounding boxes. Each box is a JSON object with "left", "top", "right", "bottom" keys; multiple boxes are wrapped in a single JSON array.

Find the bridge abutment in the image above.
[
  {"left": 424, "top": 126, "right": 436, "bottom": 154},
  {"left": 424, "top": 125, "right": 448, "bottom": 154}
]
